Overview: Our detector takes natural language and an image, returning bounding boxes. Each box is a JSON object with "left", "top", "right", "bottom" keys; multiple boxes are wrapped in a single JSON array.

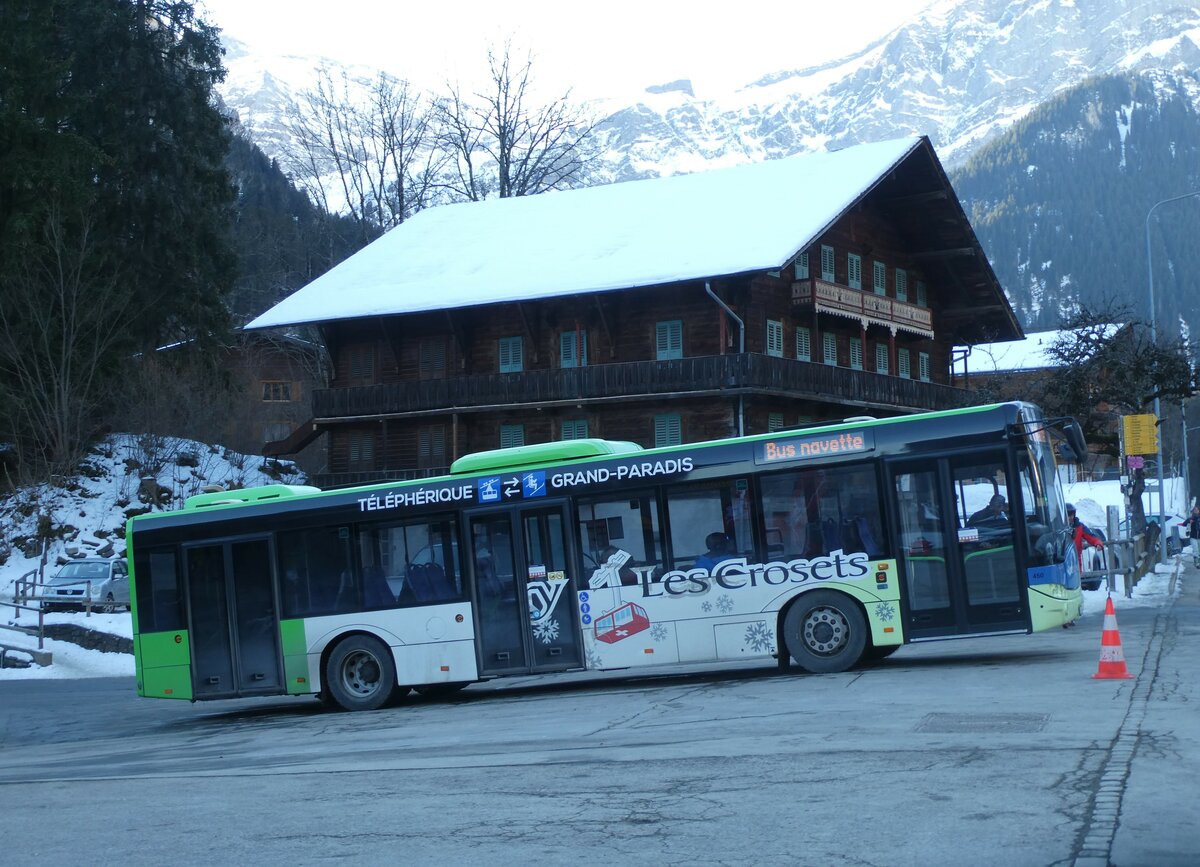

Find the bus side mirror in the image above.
[{"left": 1063, "top": 419, "right": 1088, "bottom": 462}]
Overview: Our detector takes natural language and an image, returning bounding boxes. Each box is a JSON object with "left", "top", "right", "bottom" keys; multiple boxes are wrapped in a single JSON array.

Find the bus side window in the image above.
[
  {"left": 663, "top": 479, "right": 753, "bottom": 570},
  {"left": 576, "top": 492, "right": 663, "bottom": 585},
  {"left": 759, "top": 464, "right": 888, "bottom": 561},
  {"left": 134, "top": 548, "right": 185, "bottom": 632},
  {"left": 277, "top": 526, "right": 354, "bottom": 618}
]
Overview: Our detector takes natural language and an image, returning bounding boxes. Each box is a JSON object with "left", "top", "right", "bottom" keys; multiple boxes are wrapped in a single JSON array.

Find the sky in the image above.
[{"left": 198, "top": 0, "right": 934, "bottom": 101}]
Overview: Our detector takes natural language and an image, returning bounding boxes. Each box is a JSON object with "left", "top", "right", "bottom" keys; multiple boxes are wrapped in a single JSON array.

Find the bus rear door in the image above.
[
  {"left": 890, "top": 454, "right": 1028, "bottom": 640},
  {"left": 184, "top": 537, "right": 283, "bottom": 698},
  {"left": 468, "top": 504, "right": 584, "bottom": 676}
]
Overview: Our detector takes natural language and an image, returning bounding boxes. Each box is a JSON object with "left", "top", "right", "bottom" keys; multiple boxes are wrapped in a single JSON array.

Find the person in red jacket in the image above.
[{"left": 1066, "top": 503, "right": 1105, "bottom": 571}]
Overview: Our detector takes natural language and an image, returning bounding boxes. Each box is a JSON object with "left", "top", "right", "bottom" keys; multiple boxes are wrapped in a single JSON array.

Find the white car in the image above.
[{"left": 41, "top": 559, "right": 131, "bottom": 612}]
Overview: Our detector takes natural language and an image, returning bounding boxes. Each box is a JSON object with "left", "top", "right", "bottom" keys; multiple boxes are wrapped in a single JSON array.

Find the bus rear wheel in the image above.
[
  {"left": 782, "top": 590, "right": 867, "bottom": 673},
  {"left": 325, "top": 635, "right": 397, "bottom": 711}
]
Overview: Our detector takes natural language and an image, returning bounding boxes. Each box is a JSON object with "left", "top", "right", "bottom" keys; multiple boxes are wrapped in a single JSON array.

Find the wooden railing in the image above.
[
  {"left": 792, "top": 278, "right": 933, "bottom": 336},
  {"left": 314, "top": 467, "right": 450, "bottom": 489},
  {"left": 312, "top": 353, "right": 967, "bottom": 420}
]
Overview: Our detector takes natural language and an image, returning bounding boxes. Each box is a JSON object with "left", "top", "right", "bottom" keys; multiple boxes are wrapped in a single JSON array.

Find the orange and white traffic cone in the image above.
[{"left": 1092, "top": 596, "right": 1134, "bottom": 680}]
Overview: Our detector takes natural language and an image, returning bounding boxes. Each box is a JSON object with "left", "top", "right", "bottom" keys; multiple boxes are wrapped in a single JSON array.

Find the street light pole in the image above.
[{"left": 1144, "top": 191, "right": 1200, "bottom": 563}]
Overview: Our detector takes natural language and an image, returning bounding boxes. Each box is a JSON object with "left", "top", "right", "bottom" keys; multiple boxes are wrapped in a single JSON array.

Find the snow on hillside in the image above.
[{"left": 0, "top": 433, "right": 303, "bottom": 603}]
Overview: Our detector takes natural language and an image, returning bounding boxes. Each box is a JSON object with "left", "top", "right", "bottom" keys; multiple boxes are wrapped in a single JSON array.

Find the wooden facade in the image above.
[{"left": 258, "top": 140, "right": 1021, "bottom": 489}]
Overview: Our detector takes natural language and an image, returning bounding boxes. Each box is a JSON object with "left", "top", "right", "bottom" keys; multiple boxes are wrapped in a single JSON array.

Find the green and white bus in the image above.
[{"left": 127, "top": 401, "right": 1086, "bottom": 711}]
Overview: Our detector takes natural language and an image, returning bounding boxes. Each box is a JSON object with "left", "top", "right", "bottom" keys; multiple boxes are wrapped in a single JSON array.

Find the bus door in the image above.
[
  {"left": 467, "top": 504, "right": 583, "bottom": 676},
  {"left": 184, "top": 537, "right": 283, "bottom": 698},
  {"left": 889, "top": 453, "right": 1027, "bottom": 640}
]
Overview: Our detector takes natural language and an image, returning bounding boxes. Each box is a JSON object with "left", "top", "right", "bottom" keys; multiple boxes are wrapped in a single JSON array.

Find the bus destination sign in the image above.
[{"left": 754, "top": 429, "right": 874, "bottom": 465}]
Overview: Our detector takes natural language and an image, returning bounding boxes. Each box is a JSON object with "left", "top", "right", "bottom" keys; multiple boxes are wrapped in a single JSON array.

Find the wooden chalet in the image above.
[{"left": 247, "top": 136, "right": 1022, "bottom": 489}]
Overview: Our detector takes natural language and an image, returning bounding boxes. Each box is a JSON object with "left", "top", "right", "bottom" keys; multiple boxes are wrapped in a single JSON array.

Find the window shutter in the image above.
[
  {"left": 899, "top": 348, "right": 911, "bottom": 378},
  {"left": 500, "top": 424, "right": 525, "bottom": 449},
  {"left": 848, "top": 254, "right": 862, "bottom": 290},
  {"left": 875, "top": 343, "right": 889, "bottom": 374},
  {"left": 895, "top": 268, "right": 908, "bottom": 302},
  {"left": 916, "top": 280, "right": 928, "bottom": 307},
  {"left": 656, "top": 321, "right": 682, "bottom": 360},
  {"left": 561, "top": 330, "right": 588, "bottom": 368},
  {"left": 850, "top": 337, "right": 863, "bottom": 370},
  {"left": 561, "top": 419, "right": 588, "bottom": 440},
  {"left": 919, "top": 351, "right": 931, "bottom": 382},
  {"left": 823, "top": 332, "right": 837, "bottom": 366},
  {"left": 821, "top": 245, "right": 835, "bottom": 281},
  {"left": 499, "top": 336, "right": 523, "bottom": 373},
  {"left": 795, "top": 252, "right": 809, "bottom": 279},
  {"left": 766, "top": 320, "right": 783, "bottom": 357},
  {"left": 419, "top": 338, "right": 446, "bottom": 377},
  {"left": 796, "top": 326, "right": 811, "bottom": 361},
  {"left": 768, "top": 413, "right": 785, "bottom": 432},
  {"left": 654, "top": 414, "right": 681, "bottom": 447},
  {"left": 873, "top": 261, "right": 886, "bottom": 295}
]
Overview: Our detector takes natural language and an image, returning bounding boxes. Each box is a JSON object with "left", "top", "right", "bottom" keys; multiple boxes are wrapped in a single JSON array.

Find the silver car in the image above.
[{"left": 41, "top": 559, "right": 131, "bottom": 612}]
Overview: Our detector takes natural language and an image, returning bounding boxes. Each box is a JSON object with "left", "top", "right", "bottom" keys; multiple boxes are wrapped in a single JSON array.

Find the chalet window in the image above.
[
  {"left": 916, "top": 280, "right": 928, "bottom": 308},
  {"left": 768, "top": 412, "right": 785, "bottom": 432},
  {"left": 766, "top": 319, "right": 784, "bottom": 357},
  {"left": 656, "top": 321, "right": 683, "bottom": 360},
  {"left": 263, "top": 422, "right": 291, "bottom": 443},
  {"left": 820, "top": 245, "right": 835, "bottom": 282},
  {"left": 919, "top": 351, "right": 932, "bottom": 382},
  {"left": 849, "top": 337, "right": 863, "bottom": 370},
  {"left": 417, "top": 425, "right": 446, "bottom": 470},
  {"left": 654, "top": 413, "right": 681, "bottom": 447},
  {"left": 796, "top": 326, "right": 811, "bottom": 361},
  {"left": 898, "top": 348, "right": 912, "bottom": 378},
  {"left": 895, "top": 268, "right": 909, "bottom": 302},
  {"left": 560, "top": 329, "right": 588, "bottom": 368},
  {"left": 349, "top": 346, "right": 374, "bottom": 380},
  {"left": 875, "top": 343, "right": 889, "bottom": 375},
  {"left": 348, "top": 430, "right": 375, "bottom": 470},
  {"left": 419, "top": 337, "right": 446, "bottom": 379},
  {"left": 848, "top": 253, "right": 862, "bottom": 290},
  {"left": 500, "top": 424, "right": 525, "bottom": 449},
  {"left": 822, "top": 332, "right": 837, "bottom": 366},
  {"left": 261, "top": 381, "right": 292, "bottom": 402},
  {"left": 498, "top": 336, "right": 523, "bottom": 373},
  {"left": 873, "top": 260, "right": 886, "bottom": 295},
  {"left": 795, "top": 252, "right": 809, "bottom": 279},
  {"left": 561, "top": 419, "right": 589, "bottom": 440}
]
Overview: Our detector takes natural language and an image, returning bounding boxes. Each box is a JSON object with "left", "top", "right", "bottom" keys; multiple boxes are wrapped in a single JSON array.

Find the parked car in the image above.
[{"left": 41, "top": 559, "right": 130, "bottom": 612}]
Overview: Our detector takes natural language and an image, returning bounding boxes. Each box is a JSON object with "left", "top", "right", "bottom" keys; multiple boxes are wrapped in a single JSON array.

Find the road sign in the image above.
[{"left": 1123, "top": 413, "right": 1159, "bottom": 455}]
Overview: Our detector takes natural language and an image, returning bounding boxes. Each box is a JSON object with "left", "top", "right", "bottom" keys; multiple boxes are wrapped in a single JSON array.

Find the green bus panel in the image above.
[
  {"left": 137, "top": 630, "right": 193, "bottom": 700},
  {"left": 279, "top": 619, "right": 313, "bottom": 695}
]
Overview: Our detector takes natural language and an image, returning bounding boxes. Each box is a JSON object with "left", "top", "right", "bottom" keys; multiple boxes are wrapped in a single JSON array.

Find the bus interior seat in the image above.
[
  {"left": 822, "top": 519, "right": 840, "bottom": 552},
  {"left": 361, "top": 565, "right": 394, "bottom": 607},
  {"left": 406, "top": 562, "right": 456, "bottom": 603}
]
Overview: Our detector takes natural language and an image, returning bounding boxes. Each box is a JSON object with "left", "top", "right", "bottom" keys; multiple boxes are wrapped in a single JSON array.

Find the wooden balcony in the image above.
[
  {"left": 311, "top": 354, "right": 967, "bottom": 421},
  {"left": 792, "top": 278, "right": 934, "bottom": 338},
  {"left": 314, "top": 467, "right": 449, "bottom": 489}
]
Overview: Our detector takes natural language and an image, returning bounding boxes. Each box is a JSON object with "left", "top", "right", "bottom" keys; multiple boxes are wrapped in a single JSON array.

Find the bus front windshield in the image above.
[{"left": 1018, "top": 423, "right": 1069, "bottom": 568}]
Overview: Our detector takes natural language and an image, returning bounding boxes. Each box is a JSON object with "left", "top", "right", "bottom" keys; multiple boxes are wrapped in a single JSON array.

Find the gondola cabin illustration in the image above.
[{"left": 594, "top": 602, "right": 651, "bottom": 644}]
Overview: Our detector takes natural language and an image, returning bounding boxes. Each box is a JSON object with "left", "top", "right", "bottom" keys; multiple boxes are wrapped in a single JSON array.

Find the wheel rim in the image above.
[
  {"left": 802, "top": 605, "right": 850, "bottom": 656},
  {"left": 340, "top": 649, "right": 383, "bottom": 698},
  {"left": 103, "top": 594, "right": 115, "bottom": 613}
]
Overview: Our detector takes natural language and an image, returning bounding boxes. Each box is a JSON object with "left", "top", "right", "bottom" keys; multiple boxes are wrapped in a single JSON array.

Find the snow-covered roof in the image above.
[
  {"left": 956, "top": 326, "right": 1119, "bottom": 374},
  {"left": 246, "top": 137, "right": 924, "bottom": 330}
]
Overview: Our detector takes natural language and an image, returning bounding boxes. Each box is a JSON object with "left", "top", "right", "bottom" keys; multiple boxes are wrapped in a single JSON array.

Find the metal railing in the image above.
[{"left": 1079, "top": 506, "right": 1158, "bottom": 596}]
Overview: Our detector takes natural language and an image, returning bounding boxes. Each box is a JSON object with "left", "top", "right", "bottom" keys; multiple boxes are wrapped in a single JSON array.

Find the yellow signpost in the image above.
[{"left": 1123, "top": 413, "right": 1159, "bottom": 455}]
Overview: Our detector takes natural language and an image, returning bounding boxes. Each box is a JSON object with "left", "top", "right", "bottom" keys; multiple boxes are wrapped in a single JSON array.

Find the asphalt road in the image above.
[{"left": 1, "top": 570, "right": 1196, "bottom": 867}]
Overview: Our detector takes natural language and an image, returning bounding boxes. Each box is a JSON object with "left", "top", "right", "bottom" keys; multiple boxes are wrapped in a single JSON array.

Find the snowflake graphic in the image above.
[
  {"left": 585, "top": 648, "right": 605, "bottom": 670},
  {"left": 744, "top": 621, "right": 774, "bottom": 653},
  {"left": 650, "top": 622, "right": 669, "bottom": 642},
  {"left": 716, "top": 594, "right": 734, "bottom": 614},
  {"left": 701, "top": 601, "right": 713, "bottom": 613},
  {"left": 532, "top": 618, "right": 560, "bottom": 645},
  {"left": 875, "top": 601, "right": 897, "bottom": 623}
]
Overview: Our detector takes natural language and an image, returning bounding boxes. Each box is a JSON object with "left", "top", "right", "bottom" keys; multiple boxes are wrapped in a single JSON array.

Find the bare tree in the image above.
[
  {"left": 282, "top": 67, "right": 440, "bottom": 236},
  {"left": 0, "top": 207, "right": 135, "bottom": 480},
  {"left": 435, "top": 44, "right": 599, "bottom": 201}
]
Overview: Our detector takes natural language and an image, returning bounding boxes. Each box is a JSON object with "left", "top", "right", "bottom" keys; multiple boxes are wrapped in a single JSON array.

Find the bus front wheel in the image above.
[
  {"left": 782, "top": 590, "right": 867, "bottom": 673},
  {"left": 325, "top": 635, "right": 397, "bottom": 711}
]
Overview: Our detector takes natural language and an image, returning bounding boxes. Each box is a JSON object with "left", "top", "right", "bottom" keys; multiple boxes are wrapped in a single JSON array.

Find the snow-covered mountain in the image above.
[{"left": 218, "top": 0, "right": 1200, "bottom": 182}]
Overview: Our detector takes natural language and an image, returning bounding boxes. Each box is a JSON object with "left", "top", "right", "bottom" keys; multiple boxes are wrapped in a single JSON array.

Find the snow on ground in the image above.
[{"left": 0, "top": 458, "right": 1185, "bottom": 679}]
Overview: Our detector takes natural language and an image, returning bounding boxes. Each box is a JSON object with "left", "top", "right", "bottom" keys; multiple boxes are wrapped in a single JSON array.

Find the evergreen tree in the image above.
[{"left": 0, "top": 0, "right": 236, "bottom": 478}]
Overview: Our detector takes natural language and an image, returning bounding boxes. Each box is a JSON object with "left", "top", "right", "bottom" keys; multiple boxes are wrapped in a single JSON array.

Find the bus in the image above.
[{"left": 126, "top": 401, "right": 1086, "bottom": 711}]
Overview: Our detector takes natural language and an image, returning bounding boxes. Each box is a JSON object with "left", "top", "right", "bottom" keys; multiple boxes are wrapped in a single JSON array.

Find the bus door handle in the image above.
[
  {"left": 206, "top": 676, "right": 220, "bottom": 685},
  {"left": 495, "top": 651, "right": 510, "bottom": 662},
  {"left": 251, "top": 673, "right": 265, "bottom": 681},
  {"left": 547, "top": 647, "right": 562, "bottom": 656}
]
